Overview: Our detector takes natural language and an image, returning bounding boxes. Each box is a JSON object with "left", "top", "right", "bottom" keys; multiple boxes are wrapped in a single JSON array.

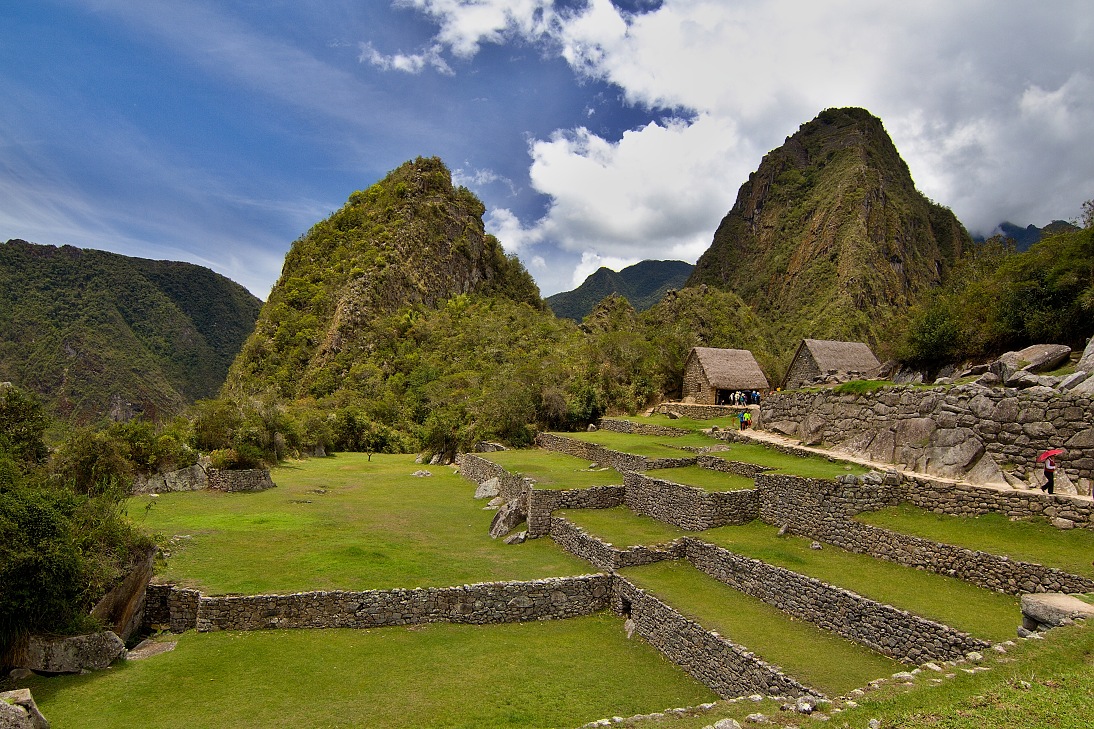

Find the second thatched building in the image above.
[
  {"left": 781, "top": 339, "right": 880, "bottom": 390},
  {"left": 682, "top": 347, "right": 770, "bottom": 405}
]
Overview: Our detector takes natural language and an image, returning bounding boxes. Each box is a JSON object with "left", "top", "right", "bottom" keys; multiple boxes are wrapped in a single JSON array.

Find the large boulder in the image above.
[
  {"left": 1077, "top": 337, "right": 1094, "bottom": 372},
  {"left": 1021, "top": 593, "right": 1094, "bottom": 631},
  {"left": 473, "top": 477, "right": 500, "bottom": 499},
  {"left": 0, "top": 689, "right": 49, "bottom": 729},
  {"left": 16, "top": 631, "right": 126, "bottom": 674},
  {"left": 995, "top": 344, "right": 1071, "bottom": 375},
  {"left": 90, "top": 546, "right": 156, "bottom": 642},
  {"left": 489, "top": 500, "right": 526, "bottom": 539},
  {"left": 1057, "top": 371, "right": 1090, "bottom": 391},
  {"left": 1072, "top": 375, "right": 1094, "bottom": 397}
]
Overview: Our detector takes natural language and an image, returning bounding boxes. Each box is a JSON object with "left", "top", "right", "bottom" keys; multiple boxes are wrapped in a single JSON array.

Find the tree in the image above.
[
  {"left": 1082, "top": 198, "right": 1094, "bottom": 229},
  {"left": 0, "top": 384, "right": 49, "bottom": 469}
]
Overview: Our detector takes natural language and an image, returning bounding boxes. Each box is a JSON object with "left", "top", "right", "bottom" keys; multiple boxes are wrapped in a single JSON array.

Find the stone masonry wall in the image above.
[
  {"left": 147, "top": 576, "right": 611, "bottom": 633},
  {"left": 144, "top": 584, "right": 201, "bottom": 634},
  {"left": 549, "top": 516, "right": 686, "bottom": 571},
  {"left": 456, "top": 453, "right": 529, "bottom": 500},
  {"left": 624, "top": 472, "right": 758, "bottom": 531},
  {"left": 535, "top": 432, "right": 696, "bottom": 471},
  {"left": 613, "top": 578, "right": 814, "bottom": 699},
  {"left": 207, "top": 468, "right": 276, "bottom": 493},
  {"left": 757, "top": 473, "right": 1094, "bottom": 594},
  {"left": 685, "top": 540, "right": 989, "bottom": 663},
  {"left": 131, "top": 464, "right": 208, "bottom": 495},
  {"left": 696, "top": 454, "right": 771, "bottom": 478},
  {"left": 762, "top": 385, "right": 1094, "bottom": 483},
  {"left": 597, "top": 418, "right": 689, "bottom": 437},
  {"left": 655, "top": 403, "right": 756, "bottom": 420},
  {"left": 526, "top": 486, "right": 625, "bottom": 537},
  {"left": 682, "top": 354, "right": 715, "bottom": 404}
]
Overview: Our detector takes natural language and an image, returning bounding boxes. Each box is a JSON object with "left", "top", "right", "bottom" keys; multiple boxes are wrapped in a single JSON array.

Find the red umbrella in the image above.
[{"left": 1037, "top": 448, "right": 1064, "bottom": 462}]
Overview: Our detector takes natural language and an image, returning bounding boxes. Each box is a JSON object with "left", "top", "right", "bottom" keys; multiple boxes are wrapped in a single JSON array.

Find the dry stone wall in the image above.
[
  {"left": 145, "top": 576, "right": 611, "bottom": 633},
  {"left": 597, "top": 418, "right": 689, "bottom": 437},
  {"left": 696, "top": 454, "right": 771, "bottom": 478},
  {"left": 685, "top": 540, "right": 989, "bottom": 663},
  {"left": 456, "top": 453, "right": 529, "bottom": 500},
  {"left": 624, "top": 472, "right": 758, "bottom": 531},
  {"left": 762, "top": 385, "right": 1094, "bottom": 484},
  {"left": 550, "top": 516, "right": 685, "bottom": 570},
  {"left": 144, "top": 584, "right": 201, "bottom": 634},
  {"left": 207, "top": 468, "right": 276, "bottom": 492},
  {"left": 655, "top": 403, "right": 756, "bottom": 420},
  {"left": 614, "top": 578, "right": 814, "bottom": 699},
  {"left": 526, "top": 486, "right": 625, "bottom": 537},
  {"left": 535, "top": 433, "right": 696, "bottom": 471},
  {"left": 131, "top": 464, "right": 208, "bottom": 494}
]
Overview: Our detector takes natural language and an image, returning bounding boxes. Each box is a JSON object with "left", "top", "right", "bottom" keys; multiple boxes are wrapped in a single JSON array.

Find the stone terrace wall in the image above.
[
  {"left": 131, "top": 464, "right": 208, "bottom": 495},
  {"left": 613, "top": 578, "right": 813, "bottom": 699},
  {"left": 147, "top": 576, "right": 611, "bottom": 633},
  {"left": 456, "top": 453, "right": 529, "bottom": 500},
  {"left": 685, "top": 540, "right": 989, "bottom": 663},
  {"left": 535, "top": 432, "right": 695, "bottom": 472},
  {"left": 762, "top": 385, "right": 1094, "bottom": 482},
  {"left": 526, "top": 486, "right": 625, "bottom": 537},
  {"left": 903, "top": 475, "right": 1094, "bottom": 529},
  {"left": 757, "top": 474, "right": 1094, "bottom": 594},
  {"left": 144, "top": 584, "right": 201, "bottom": 634},
  {"left": 597, "top": 418, "right": 689, "bottom": 437},
  {"left": 207, "top": 468, "right": 276, "bottom": 493},
  {"left": 625, "top": 473, "right": 758, "bottom": 531},
  {"left": 654, "top": 403, "right": 757, "bottom": 421},
  {"left": 550, "top": 517, "right": 685, "bottom": 571},
  {"left": 696, "top": 454, "right": 770, "bottom": 478}
]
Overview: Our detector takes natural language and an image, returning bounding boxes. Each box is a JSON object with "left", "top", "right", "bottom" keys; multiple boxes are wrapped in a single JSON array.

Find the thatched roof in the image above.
[
  {"left": 689, "top": 347, "right": 770, "bottom": 390},
  {"left": 801, "top": 339, "right": 880, "bottom": 373}
]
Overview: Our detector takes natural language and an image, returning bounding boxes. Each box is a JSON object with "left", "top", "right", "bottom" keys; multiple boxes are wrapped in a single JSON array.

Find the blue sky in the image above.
[{"left": 2, "top": 1, "right": 1093, "bottom": 299}]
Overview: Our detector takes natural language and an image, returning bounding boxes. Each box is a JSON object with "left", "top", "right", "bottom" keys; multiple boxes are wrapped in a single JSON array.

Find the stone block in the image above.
[
  {"left": 1021, "top": 593, "right": 1094, "bottom": 628},
  {"left": 16, "top": 631, "right": 126, "bottom": 674},
  {"left": 0, "top": 689, "right": 49, "bottom": 729}
]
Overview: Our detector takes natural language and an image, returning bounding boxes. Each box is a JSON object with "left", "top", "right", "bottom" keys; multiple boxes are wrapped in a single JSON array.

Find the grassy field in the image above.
[
  {"left": 610, "top": 414, "right": 741, "bottom": 432},
  {"left": 557, "top": 429, "right": 717, "bottom": 456},
  {"left": 17, "top": 614, "right": 717, "bottom": 729},
  {"left": 138, "top": 453, "right": 590, "bottom": 595},
  {"left": 647, "top": 465, "right": 755, "bottom": 491},
  {"left": 699, "top": 522, "right": 1021, "bottom": 641},
  {"left": 620, "top": 561, "right": 904, "bottom": 697},
  {"left": 858, "top": 505, "right": 1094, "bottom": 579},
  {"left": 558, "top": 507, "right": 686, "bottom": 547},
  {"left": 480, "top": 449, "right": 624, "bottom": 489}
]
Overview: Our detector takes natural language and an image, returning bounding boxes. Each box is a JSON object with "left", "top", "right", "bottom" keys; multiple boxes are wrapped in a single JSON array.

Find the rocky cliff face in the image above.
[
  {"left": 687, "top": 107, "right": 971, "bottom": 352},
  {"left": 225, "top": 157, "right": 542, "bottom": 400}
]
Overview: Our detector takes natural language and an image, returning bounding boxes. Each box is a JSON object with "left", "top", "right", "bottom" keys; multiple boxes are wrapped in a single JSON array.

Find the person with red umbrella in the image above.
[{"left": 1038, "top": 448, "right": 1064, "bottom": 494}]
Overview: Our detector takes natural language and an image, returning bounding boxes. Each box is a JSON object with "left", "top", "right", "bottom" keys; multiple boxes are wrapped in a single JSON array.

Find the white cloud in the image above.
[
  {"left": 569, "top": 251, "right": 639, "bottom": 289},
  {"left": 359, "top": 41, "right": 454, "bottom": 74}
]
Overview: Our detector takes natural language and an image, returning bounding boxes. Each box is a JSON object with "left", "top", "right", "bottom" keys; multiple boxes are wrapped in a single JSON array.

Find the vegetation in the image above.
[
  {"left": 899, "top": 227, "right": 1094, "bottom": 369},
  {"left": 140, "top": 453, "right": 588, "bottom": 595},
  {"left": 546, "top": 259, "right": 693, "bottom": 321},
  {"left": 0, "top": 239, "right": 261, "bottom": 422},
  {"left": 19, "top": 615, "right": 717, "bottom": 729},
  {"left": 621, "top": 560, "right": 904, "bottom": 696},
  {"left": 857, "top": 505, "right": 1094, "bottom": 578}
]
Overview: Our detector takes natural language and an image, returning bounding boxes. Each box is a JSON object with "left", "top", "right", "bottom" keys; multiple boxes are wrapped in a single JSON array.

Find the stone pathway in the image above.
[{"left": 127, "top": 639, "right": 177, "bottom": 661}]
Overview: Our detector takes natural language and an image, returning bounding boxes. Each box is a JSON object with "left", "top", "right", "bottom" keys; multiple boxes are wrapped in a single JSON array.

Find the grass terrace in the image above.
[
  {"left": 558, "top": 429, "right": 718, "bottom": 457},
  {"left": 857, "top": 505, "right": 1094, "bottom": 579},
  {"left": 138, "top": 453, "right": 589, "bottom": 595},
  {"left": 610, "top": 414, "right": 742, "bottom": 433},
  {"left": 706, "top": 442, "right": 867, "bottom": 479},
  {"left": 479, "top": 449, "right": 623, "bottom": 489},
  {"left": 620, "top": 561, "right": 904, "bottom": 697},
  {"left": 647, "top": 465, "right": 755, "bottom": 492},
  {"left": 20, "top": 614, "right": 717, "bottom": 729},
  {"left": 558, "top": 507, "right": 686, "bottom": 548},
  {"left": 699, "top": 521, "right": 1021, "bottom": 642}
]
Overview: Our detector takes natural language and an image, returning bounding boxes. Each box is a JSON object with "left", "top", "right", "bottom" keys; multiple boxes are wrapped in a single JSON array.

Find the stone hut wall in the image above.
[
  {"left": 682, "top": 354, "right": 715, "bottom": 404},
  {"left": 782, "top": 349, "right": 821, "bottom": 390},
  {"left": 147, "top": 576, "right": 611, "bottom": 633},
  {"left": 526, "top": 486, "right": 625, "bottom": 537},
  {"left": 762, "top": 385, "right": 1094, "bottom": 483},
  {"left": 685, "top": 540, "right": 989, "bottom": 663},
  {"left": 597, "top": 418, "right": 689, "bottom": 437},
  {"left": 613, "top": 578, "right": 813, "bottom": 699},
  {"left": 549, "top": 517, "right": 685, "bottom": 571},
  {"left": 623, "top": 472, "right": 759, "bottom": 531},
  {"left": 207, "top": 468, "right": 276, "bottom": 493}
]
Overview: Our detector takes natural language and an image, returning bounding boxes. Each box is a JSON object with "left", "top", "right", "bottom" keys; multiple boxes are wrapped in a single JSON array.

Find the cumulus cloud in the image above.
[{"left": 397, "top": 0, "right": 1094, "bottom": 281}]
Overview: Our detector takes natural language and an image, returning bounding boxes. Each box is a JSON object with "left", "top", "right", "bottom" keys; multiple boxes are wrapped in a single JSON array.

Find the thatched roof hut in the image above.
[
  {"left": 682, "top": 347, "right": 770, "bottom": 404},
  {"left": 781, "top": 339, "right": 880, "bottom": 389}
]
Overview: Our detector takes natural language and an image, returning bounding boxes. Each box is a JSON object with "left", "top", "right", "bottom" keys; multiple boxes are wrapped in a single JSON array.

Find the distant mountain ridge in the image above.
[
  {"left": 546, "top": 260, "right": 694, "bottom": 321},
  {"left": 978, "top": 220, "right": 1080, "bottom": 251},
  {"left": 0, "top": 239, "right": 262, "bottom": 421},
  {"left": 687, "top": 107, "right": 971, "bottom": 357}
]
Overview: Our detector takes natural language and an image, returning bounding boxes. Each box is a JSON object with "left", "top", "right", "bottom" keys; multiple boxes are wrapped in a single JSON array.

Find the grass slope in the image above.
[
  {"left": 140, "top": 453, "right": 588, "bottom": 594},
  {"left": 19, "top": 614, "right": 717, "bottom": 729}
]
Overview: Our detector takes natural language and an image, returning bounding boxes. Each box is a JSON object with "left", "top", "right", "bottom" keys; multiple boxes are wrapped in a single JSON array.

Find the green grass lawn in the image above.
[
  {"left": 648, "top": 465, "right": 755, "bottom": 491},
  {"left": 555, "top": 429, "right": 718, "bottom": 457},
  {"left": 708, "top": 442, "right": 867, "bottom": 479},
  {"left": 857, "top": 505, "right": 1094, "bottom": 579},
  {"left": 699, "top": 522, "right": 1020, "bottom": 642},
  {"left": 611, "top": 414, "right": 741, "bottom": 432},
  {"left": 18, "top": 614, "right": 716, "bottom": 729},
  {"left": 480, "top": 449, "right": 624, "bottom": 489},
  {"left": 137, "top": 453, "right": 589, "bottom": 595},
  {"left": 620, "top": 561, "right": 903, "bottom": 697},
  {"left": 558, "top": 507, "right": 686, "bottom": 547}
]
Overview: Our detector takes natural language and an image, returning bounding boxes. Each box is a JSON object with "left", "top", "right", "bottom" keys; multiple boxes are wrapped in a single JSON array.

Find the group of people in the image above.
[{"left": 722, "top": 390, "right": 761, "bottom": 406}]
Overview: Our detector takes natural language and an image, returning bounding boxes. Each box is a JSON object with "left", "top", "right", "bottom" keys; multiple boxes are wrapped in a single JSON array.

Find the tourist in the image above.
[
  {"left": 743, "top": 411, "right": 753, "bottom": 430},
  {"left": 738, "top": 410, "right": 748, "bottom": 430},
  {"left": 1042, "top": 455, "right": 1057, "bottom": 494}
]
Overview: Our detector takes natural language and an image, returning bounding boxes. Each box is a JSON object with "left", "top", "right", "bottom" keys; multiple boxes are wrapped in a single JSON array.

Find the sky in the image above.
[{"left": 2, "top": 1, "right": 1092, "bottom": 300}]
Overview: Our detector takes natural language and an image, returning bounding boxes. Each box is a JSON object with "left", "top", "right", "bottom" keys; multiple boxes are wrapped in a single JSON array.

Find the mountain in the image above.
[
  {"left": 0, "top": 239, "right": 262, "bottom": 421},
  {"left": 546, "top": 260, "right": 694, "bottom": 321},
  {"left": 224, "top": 156, "right": 543, "bottom": 403},
  {"left": 687, "top": 107, "right": 971, "bottom": 357},
  {"left": 979, "top": 220, "right": 1081, "bottom": 252}
]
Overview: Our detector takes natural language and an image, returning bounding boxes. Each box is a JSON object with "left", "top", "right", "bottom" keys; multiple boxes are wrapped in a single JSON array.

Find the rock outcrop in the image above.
[{"left": 15, "top": 631, "right": 126, "bottom": 674}]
